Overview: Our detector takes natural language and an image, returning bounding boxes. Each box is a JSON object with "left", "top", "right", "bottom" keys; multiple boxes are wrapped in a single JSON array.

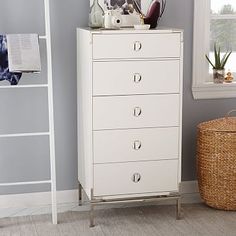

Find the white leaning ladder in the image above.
[{"left": 0, "top": 0, "right": 57, "bottom": 224}]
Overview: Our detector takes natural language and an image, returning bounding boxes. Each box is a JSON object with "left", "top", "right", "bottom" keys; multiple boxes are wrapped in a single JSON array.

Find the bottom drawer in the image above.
[{"left": 94, "top": 160, "right": 179, "bottom": 197}]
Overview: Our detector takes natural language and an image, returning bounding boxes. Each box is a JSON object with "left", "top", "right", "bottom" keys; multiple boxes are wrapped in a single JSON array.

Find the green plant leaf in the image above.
[
  {"left": 220, "top": 52, "right": 228, "bottom": 67},
  {"left": 206, "top": 42, "right": 231, "bottom": 69},
  {"left": 217, "top": 45, "right": 221, "bottom": 68},
  {"left": 214, "top": 43, "right": 218, "bottom": 68},
  {"left": 221, "top": 51, "right": 232, "bottom": 69},
  {"left": 205, "top": 54, "right": 215, "bottom": 69}
]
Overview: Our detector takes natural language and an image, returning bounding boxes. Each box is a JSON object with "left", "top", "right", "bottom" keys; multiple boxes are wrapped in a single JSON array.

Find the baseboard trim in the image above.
[
  {"left": 0, "top": 181, "right": 201, "bottom": 218},
  {"left": 0, "top": 189, "right": 78, "bottom": 208}
]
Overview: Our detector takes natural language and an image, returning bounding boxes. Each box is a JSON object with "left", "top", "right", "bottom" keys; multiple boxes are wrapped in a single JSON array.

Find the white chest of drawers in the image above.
[{"left": 77, "top": 28, "right": 183, "bottom": 226}]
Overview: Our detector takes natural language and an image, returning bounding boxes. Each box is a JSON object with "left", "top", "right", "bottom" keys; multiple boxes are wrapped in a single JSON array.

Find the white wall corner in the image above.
[
  {"left": 180, "top": 180, "right": 199, "bottom": 194},
  {"left": 180, "top": 180, "right": 201, "bottom": 204}
]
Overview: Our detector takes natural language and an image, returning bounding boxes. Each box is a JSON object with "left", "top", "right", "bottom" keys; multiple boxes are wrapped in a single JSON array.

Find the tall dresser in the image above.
[{"left": 77, "top": 28, "right": 183, "bottom": 227}]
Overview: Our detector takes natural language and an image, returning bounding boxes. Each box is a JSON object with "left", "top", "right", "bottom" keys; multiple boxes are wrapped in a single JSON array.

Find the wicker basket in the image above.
[{"left": 197, "top": 110, "right": 236, "bottom": 210}]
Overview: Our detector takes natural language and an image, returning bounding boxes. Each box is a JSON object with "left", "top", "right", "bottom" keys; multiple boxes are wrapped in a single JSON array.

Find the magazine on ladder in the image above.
[{"left": 7, "top": 34, "right": 41, "bottom": 73}]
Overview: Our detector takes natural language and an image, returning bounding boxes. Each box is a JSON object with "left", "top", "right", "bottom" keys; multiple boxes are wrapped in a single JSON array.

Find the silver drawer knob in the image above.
[
  {"left": 132, "top": 173, "right": 141, "bottom": 183},
  {"left": 133, "top": 107, "right": 142, "bottom": 117},
  {"left": 134, "top": 73, "right": 142, "bottom": 83},
  {"left": 133, "top": 41, "right": 142, "bottom": 51},
  {"left": 133, "top": 140, "right": 142, "bottom": 150}
]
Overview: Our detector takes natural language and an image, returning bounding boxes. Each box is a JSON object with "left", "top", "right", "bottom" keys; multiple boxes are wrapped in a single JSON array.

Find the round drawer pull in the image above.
[
  {"left": 133, "top": 41, "right": 142, "bottom": 51},
  {"left": 134, "top": 73, "right": 142, "bottom": 83},
  {"left": 133, "top": 140, "right": 142, "bottom": 150},
  {"left": 134, "top": 107, "right": 142, "bottom": 117},
  {"left": 132, "top": 173, "right": 141, "bottom": 183}
]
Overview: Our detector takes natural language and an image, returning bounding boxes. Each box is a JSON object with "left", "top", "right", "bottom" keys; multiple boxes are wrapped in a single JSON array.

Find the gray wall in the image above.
[{"left": 0, "top": 0, "right": 235, "bottom": 195}]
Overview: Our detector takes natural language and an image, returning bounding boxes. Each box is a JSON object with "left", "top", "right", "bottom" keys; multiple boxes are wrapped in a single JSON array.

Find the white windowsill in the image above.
[{"left": 192, "top": 82, "right": 236, "bottom": 99}]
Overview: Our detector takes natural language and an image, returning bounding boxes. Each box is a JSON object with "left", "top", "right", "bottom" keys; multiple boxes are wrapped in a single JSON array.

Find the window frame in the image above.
[{"left": 192, "top": 0, "right": 236, "bottom": 99}]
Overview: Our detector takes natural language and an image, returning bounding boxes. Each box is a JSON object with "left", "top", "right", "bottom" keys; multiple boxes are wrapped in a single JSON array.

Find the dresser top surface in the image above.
[{"left": 78, "top": 27, "right": 183, "bottom": 35}]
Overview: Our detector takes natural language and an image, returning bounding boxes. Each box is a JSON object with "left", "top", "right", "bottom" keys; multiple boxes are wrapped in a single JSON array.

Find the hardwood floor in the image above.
[{"left": 1, "top": 204, "right": 236, "bottom": 236}]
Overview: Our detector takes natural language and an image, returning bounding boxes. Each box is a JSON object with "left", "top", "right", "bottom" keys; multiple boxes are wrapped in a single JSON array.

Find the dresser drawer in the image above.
[
  {"left": 93, "top": 94, "right": 180, "bottom": 130},
  {"left": 93, "top": 127, "right": 179, "bottom": 163},
  {"left": 93, "top": 60, "right": 180, "bottom": 96},
  {"left": 93, "top": 33, "right": 181, "bottom": 59},
  {"left": 93, "top": 160, "right": 178, "bottom": 196}
]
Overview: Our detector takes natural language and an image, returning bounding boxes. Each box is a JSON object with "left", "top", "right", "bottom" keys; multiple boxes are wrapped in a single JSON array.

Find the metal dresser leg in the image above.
[
  {"left": 176, "top": 197, "right": 182, "bottom": 220},
  {"left": 90, "top": 204, "right": 95, "bottom": 227},
  {"left": 86, "top": 192, "right": 182, "bottom": 227},
  {"left": 89, "top": 189, "right": 95, "bottom": 227},
  {"left": 78, "top": 182, "right": 82, "bottom": 206}
]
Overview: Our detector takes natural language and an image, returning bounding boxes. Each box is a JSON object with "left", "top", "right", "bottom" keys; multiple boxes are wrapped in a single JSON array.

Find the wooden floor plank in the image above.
[
  {"left": 163, "top": 205, "right": 202, "bottom": 236},
  {"left": 182, "top": 204, "right": 230, "bottom": 236},
  {"left": 60, "top": 211, "right": 104, "bottom": 236},
  {"left": 97, "top": 207, "right": 160, "bottom": 236},
  {"left": 16, "top": 216, "right": 38, "bottom": 236},
  {"left": 1, "top": 204, "right": 236, "bottom": 236},
  {"left": 139, "top": 205, "right": 186, "bottom": 236},
  {"left": 31, "top": 214, "right": 61, "bottom": 236},
  {"left": 0, "top": 217, "right": 21, "bottom": 236}
]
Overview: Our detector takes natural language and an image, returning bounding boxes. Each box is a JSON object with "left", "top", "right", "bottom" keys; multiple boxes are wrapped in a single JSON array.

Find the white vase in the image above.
[{"left": 89, "top": 0, "right": 104, "bottom": 28}]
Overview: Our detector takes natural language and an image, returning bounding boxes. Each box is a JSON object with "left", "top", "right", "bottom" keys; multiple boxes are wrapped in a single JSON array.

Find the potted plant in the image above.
[{"left": 205, "top": 43, "right": 232, "bottom": 83}]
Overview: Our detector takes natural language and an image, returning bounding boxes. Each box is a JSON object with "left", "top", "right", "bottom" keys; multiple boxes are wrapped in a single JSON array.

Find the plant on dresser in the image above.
[{"left": 77, "top": 28, "right": 183, "bottom": 227}]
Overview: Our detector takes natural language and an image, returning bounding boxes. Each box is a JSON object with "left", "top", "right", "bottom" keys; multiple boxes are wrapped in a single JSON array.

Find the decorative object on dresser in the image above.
[
  {"left": 205, "top": 43, "right": 232, "bottom": 84},
  {"left": 134, "top": 24, "right": 150, "bottom": 30},
  {"left": 104, "top": 10, "right": 123, "bottom": 29},
  {"left": 134, "top": 0, "right": 166, "bottom": 29},
  {"left": 89, "top": 0, "right": 105, "bottom": 28},
  {"left": 91, "top": 0, "right": 143, "bottom": 27},
  {"left": 77, "top": 27, "right": 183, "bottom": 227}
]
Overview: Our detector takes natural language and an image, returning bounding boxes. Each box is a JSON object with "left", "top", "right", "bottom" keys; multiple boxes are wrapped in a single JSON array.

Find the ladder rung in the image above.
[
  {"left": 0, "top": 132, "right": 50, "bottom": 138},
  {"left": 0, "top": 84, "right": 48, "bottom": 89},
  {"left": 0, "top": 180, "right": 52, "bottom": 187}
]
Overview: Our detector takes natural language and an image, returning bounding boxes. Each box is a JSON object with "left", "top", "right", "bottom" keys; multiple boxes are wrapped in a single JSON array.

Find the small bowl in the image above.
[{"left": 134, "top": 24, "right": 151, "bottom": 30}]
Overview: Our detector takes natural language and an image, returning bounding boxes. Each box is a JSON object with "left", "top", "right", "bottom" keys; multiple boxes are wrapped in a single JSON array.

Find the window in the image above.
[{"left": 192, "top": 0, "right": 236, "bottom": 99}]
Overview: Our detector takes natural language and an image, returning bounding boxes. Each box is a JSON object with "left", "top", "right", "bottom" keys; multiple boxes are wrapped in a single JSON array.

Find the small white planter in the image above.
[{"left": 213, "top": 69, "right": 225, "bottom": 84}]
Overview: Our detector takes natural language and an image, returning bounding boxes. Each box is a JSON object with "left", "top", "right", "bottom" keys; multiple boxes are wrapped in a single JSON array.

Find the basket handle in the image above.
[{"left": 226, "top": 110, "right": 236, "bottom": 118}]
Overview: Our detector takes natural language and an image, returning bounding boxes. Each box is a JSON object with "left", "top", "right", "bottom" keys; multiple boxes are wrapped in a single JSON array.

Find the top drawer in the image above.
[{"left": 93, "top": 33, "right": 181, "bottom": 59}]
